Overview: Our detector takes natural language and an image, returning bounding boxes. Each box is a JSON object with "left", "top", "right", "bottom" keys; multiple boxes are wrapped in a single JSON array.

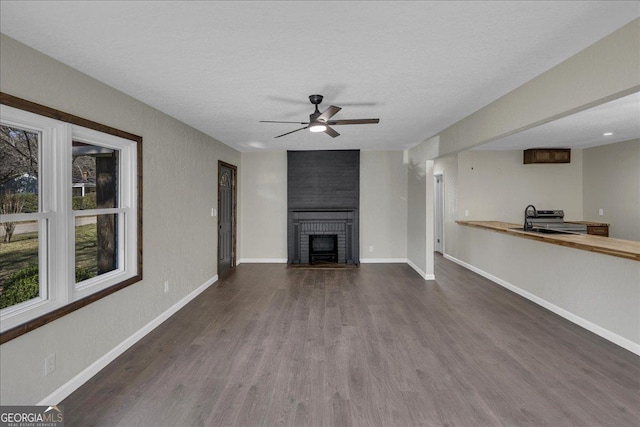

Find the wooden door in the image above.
[{"left": 218, "top": 162, "right": 236, "bottom": 275}]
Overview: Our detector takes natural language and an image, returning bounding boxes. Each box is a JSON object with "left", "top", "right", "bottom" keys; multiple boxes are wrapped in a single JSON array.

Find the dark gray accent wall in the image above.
[
  {"left": 287, "top": 150, "right": 360, "bottom": 264},
  {"left": 287, "top": 150, "right": 360, "bottom": 209}
]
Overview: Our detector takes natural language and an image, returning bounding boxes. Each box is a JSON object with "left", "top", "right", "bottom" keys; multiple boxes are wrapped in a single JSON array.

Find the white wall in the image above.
[
  {"left": 458, "top": 150, "right": 584, "bottom": 225},
  {"left": 239, "top": 152, "right": 288, "bottom": 262},
  {"left": 360, "top": 151, "right": 407, "bottom": 260},
  {"left": 1, "top": 34, "right": 240, "bottom": 404},
  {"left": 583, "top": 139, "right": 640, "bottom": 241}
]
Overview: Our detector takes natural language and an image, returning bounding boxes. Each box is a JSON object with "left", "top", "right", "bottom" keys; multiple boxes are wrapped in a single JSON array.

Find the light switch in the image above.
[
  {"left": 211, "top": 208, "right": 217, "bottom": 217},
  {"left": 598, "top": 208, "right": 604, "bottom": 216}
]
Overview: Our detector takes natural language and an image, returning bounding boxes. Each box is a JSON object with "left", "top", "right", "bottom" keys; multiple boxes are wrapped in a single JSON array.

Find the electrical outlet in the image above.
[
  {"left": 464, "top": 210, "right": 470, "bottom": 217},
  {"left": 44, "top": 353, "right": 56, "bottom": 376},
  {"left": 368, "top": 245, "right": 374, "bottom": 252},
  {"left": 164, "top": 281, "right": 169, "bottom": 293}
]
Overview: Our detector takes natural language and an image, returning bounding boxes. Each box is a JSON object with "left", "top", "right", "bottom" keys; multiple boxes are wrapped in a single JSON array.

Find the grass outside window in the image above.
[{"left": 0, "top": 223, "right": 98, "bottom": 308}]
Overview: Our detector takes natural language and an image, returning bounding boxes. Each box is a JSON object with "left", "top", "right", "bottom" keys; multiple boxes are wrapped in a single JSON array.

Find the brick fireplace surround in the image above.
[{"left": 288, "top": 210, "right": 358, "bottom": 264}]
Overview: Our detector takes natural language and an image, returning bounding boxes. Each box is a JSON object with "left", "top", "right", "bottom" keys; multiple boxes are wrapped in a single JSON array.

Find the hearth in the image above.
[{"left": 309, "top": 234, "right": 338, "bottom": 264}]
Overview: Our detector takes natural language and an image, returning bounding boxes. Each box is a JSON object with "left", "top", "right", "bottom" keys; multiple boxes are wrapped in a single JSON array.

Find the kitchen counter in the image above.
[
  {"left": 456, "top": 220, "right": 640, "bottom": 261},
  {"left": 565, "top": 220, "right": 610, "bottom": 237},
  {"left": 565, "top": 220, "right": 610, "bottom": 227}
]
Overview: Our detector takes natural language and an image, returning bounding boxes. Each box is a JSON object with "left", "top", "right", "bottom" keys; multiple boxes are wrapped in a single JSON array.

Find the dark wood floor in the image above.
[{"left": 62, "top": 255, "right": 640, "bottom": 426}]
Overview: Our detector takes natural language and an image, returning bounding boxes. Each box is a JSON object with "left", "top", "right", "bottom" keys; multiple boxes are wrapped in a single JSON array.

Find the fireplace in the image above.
[
  {"left": 309, "top": 234, "right": 338, "bottom": 264},
  {"left": 288, "top": 209, "right": 358, "bottom": 264},
  {"left": 287, "top": 150, "right": 360, "bottom": 265}
]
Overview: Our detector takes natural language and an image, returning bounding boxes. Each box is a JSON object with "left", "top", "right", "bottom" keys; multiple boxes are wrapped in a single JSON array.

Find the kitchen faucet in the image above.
[{"left": 524, "top": 205, "right": 537, "bottom": 231}]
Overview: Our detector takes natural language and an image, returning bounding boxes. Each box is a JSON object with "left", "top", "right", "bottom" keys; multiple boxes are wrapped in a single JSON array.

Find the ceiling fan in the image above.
[{"left": 260, "top": 94, "right": 380, "bottom": 138}]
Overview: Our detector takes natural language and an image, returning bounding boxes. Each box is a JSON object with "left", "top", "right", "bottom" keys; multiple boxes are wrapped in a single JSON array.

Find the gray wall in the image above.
[
  {"left": 583, "top": 139, "right": 640, "bottom": 241},
  {"left": 407, "top": 141, "right": 432, "bottom": 277},
  {"left": 239, "top": 151, "right": 409, "bottom": 262},
  {"left": 359, "top": 151, "right": 407, "bottom": 260},
  {"left": 433, "top": 153, "right": 459, "bottom": 258},
  {"left": 0, "top": 33, "right": 240, "bottom": 404},
  {"left": 239, "top": 152, "right": 288, "bottom": 261},
  {"left": 457, "top": 149, "right": 584, "bottom": 224}
]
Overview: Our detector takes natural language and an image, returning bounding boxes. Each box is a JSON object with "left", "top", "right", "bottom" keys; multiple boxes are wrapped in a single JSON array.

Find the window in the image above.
[{"left": 0, "top": 94, "right": 142, "bottom": 342}]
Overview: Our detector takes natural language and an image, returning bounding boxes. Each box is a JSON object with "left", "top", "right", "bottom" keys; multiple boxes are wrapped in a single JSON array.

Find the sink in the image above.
[{"left": 510, "top": 227, "right": 577, "bottom": 235}]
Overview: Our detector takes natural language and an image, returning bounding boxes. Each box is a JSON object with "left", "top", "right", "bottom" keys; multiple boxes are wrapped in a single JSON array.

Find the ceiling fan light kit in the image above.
[
  {"left": 309, "top": 123, "right": 327, "bottom": 132},
  {"left": 260, "top": 94, "right": 380, "bottom": 139}
]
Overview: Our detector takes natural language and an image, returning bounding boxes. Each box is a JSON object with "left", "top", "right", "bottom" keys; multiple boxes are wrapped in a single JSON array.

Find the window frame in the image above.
[{"left": 0, "top": 93, "right": 143, "bottom": 344}]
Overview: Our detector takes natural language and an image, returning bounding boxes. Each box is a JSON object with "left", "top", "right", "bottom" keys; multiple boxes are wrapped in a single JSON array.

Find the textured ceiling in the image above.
[
  {"left": 1, "top": 1, "right": 638, "bottom": 152},
  {"left": 475, "top": 92, "right": 640, "bottom": 151}
]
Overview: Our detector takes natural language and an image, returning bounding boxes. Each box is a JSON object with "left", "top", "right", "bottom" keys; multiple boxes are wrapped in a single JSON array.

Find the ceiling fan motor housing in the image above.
[{"left": 309, "top": 94, "right": 324, "bottom": 105}]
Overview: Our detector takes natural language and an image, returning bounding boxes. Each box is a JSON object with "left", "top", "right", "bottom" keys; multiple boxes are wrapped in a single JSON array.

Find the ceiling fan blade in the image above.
[
  {"left": 326, "top": 118, "right": 380, "bottom": 126},
  {"left": 274, "top": 126, "right": 308, "bottom": 138},
  {"left": 324, "top": 126, "right": 340, "bottom": 138},
  {"left": 317, "top": 105, "right": 341, "bottom": 122},
  {"left": 260, "top": 120, "right": 309, "bottom": 124}
]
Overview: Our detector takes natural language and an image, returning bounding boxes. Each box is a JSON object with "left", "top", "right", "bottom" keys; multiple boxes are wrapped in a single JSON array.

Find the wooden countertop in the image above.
[
  {"left": 565, "top": 220, "right": 610, "bottom": 227},
  {"left": 456, "top": 220, "right": 640, "bottom": 262}
]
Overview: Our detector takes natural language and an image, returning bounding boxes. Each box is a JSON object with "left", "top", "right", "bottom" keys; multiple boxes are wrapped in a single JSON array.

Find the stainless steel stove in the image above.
[{"left": 524, "top": 206, "right": 587, "bottom": 234}]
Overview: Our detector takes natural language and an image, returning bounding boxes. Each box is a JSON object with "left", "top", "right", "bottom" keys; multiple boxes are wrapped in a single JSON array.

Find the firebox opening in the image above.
[{"left": 309, "top": 234, "right": 338, "bottom": 264}]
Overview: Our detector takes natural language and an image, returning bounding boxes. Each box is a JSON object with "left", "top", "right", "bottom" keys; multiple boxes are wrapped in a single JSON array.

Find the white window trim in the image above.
[{"left": 0, "top": 105, "right": 139, "bottom": 333}]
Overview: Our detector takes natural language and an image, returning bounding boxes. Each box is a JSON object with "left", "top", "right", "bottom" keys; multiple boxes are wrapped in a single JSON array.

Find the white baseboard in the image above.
[
  {"left": 38, "top": 275, "right": 219, "bottom": 405},
  {"left": 237, "top": 258, "right": 287, "bottom": 265},
  {"left": 360, "top": 258, "right": 407, "bottom": 263},
  {"left": 240, "top": 258, "right": 410, "bottom": 264},
  {"left": 443, "top": 254, "right": 640, "bottom": 356},
  {"left": 406, "top": 259, "right": 435, "bottom": 280},
  {"left": 237, "top": 258, "right": 437, "bottom": 282}
]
